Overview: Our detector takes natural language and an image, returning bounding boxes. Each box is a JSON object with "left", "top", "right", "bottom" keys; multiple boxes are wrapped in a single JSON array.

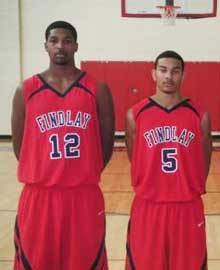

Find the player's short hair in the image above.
[
  {"left": 45, "top": 21, "right": 77, "bottom": 42},
  {"left": 154, "top": 50, "right": 184, "bottom": 71}
]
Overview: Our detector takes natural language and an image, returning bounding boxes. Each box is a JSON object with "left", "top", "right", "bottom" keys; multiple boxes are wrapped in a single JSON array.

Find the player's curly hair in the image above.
[{"left": 45, "top": 21, "right": 77, "bottom": 42}]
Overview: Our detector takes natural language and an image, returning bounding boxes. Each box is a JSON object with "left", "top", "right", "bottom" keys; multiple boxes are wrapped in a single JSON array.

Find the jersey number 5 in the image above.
[
  {"left": 161, "top": 148, "right": 178, "bottom": 173},
  {"left": 49, "top": 133, "right": 80, "bottom": 159}
]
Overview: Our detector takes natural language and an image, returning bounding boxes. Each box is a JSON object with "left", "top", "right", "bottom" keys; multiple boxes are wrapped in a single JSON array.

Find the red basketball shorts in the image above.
[
  {"left": 14, "top": 184, "right": 108, "bottom": 270},
  {"left": 126, "top": 196, "right": 207, "bottom": 270}
]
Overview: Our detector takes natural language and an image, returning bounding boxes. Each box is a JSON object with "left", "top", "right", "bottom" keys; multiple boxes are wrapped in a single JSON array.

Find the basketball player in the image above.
[
  {"left": 125, "top": 50, "right": 212, "bottom": 270},
  {"left": 11, "top": 21, "right": 115, "bottom": 270}
]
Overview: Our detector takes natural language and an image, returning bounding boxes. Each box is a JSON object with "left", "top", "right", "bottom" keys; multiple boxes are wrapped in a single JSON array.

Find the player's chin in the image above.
[
  {"left": 162, "top": 88, "right": 177, "bottom": 94},
  {"left": 54, "top": 60, "right": 68, "bottom": 66}
]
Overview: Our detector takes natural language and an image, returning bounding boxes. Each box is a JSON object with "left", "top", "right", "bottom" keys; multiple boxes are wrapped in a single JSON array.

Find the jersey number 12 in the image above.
[{"left": 49, "top": 133, "right": 80, "bottom": 159}]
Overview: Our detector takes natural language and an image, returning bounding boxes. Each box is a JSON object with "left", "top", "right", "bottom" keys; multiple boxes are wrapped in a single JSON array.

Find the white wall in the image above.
[
  {"left": 20, "top": 0, "right": 220, "bottom": 78},
  {"left": 0, "top": 1, "right": 20, "bottom": 135},
  {"left": 1, "top": 0, "right": 220, "bottom": 135}
]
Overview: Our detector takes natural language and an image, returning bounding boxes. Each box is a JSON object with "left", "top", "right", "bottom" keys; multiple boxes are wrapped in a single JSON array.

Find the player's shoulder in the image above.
[
  {"left": 23, "top": 74, "right": 42, "bottom": 89},
  {"left": 80, "top": 71, "right": 96, "bottom": 82},
  {"left": 22, "top": 74, "right": 44, "bottom": 102},
  {"left": 79, "top": 71, "right": 112, "bottom": 99},
  {"left": 79, "top": 71, "right": 98, "bottom": 95},
  {"left": 131, "top": 98, "right": 152, "bottom": 119},
  {"left": 184, "top": 99, "right": 206, "bottom": 119}
]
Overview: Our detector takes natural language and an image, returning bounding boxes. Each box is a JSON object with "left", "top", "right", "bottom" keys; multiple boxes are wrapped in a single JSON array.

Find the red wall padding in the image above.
[{"left": 81, "top": 61, "right": 220, "bottom": 132}]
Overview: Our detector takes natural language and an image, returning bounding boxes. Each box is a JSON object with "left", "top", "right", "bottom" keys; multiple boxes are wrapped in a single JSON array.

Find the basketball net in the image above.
[{"left": 157, "top": 5, "right": 181, "bottom": 26}]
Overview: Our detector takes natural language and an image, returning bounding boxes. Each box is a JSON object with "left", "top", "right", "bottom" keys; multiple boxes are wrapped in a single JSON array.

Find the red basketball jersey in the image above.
[
  {"left": 131, "top": 98, "right": 206, "bottom": 202},
  {"left": 18, "top": 73, "right": 103, "bottom": 187}
]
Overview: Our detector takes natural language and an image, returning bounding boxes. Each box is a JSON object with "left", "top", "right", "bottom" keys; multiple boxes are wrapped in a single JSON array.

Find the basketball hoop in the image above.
[{"left": 157, "top": 5, "right": 181, "bottom": 26}]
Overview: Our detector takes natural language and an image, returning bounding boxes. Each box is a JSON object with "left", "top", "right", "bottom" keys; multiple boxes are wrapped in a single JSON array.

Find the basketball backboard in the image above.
[{"left": 121, "top": 0, "right": 217, "bottom": 18}]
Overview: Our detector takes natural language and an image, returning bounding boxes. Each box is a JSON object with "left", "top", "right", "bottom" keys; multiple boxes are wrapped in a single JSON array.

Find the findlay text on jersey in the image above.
[
  {"left": 144, "top": 126, "right": 195, "bottom": 148},
  {"left": 36, "top": 110, "right": 91, "bottom": 133}
]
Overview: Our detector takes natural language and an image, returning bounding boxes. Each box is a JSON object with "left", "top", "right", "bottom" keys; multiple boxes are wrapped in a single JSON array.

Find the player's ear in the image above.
[
  {"left": 151, "top": 69, "right": 156, "bottom": 82},
  {"left": 183, "top": 71, "right": 185, "bottom": 80},
  {"left": 181, "top": 71, "right": 185, "bottom": 82},
  {"left": 44, "top": 42, "right": 48, "bottom": 52},
  {"left": 74, "top": 42, "right": 78, "bottom": 52}
]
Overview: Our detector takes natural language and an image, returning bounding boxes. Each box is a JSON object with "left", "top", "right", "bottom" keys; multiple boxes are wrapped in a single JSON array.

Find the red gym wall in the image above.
[{"left": 81, "top": 61, "right": 220, "bottom": 133}]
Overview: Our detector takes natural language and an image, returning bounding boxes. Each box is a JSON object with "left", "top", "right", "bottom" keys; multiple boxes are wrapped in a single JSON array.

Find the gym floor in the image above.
[{"left": 0, "top": 141, "right": 219, "bottom": 270}]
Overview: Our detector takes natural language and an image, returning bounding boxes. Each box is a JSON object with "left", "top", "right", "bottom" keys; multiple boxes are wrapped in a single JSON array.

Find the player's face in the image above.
[
  {"left": 152, "top": 58, "right": 184, "bottom": 94},
  {"left": 45, "top": 28, "right": 78, "bottom": 66}
]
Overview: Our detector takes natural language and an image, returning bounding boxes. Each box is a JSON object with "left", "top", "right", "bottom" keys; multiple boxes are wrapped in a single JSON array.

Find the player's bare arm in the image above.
[
  {"left": 201, "top": 111, "right": 212, "bottom": 177},
  {"left": 96, "top": 81, "right": 115, "bottom": 168},
  {"left": 125, "top": 109, "right": 136, "bottom": 161},
  {"left": 11, "top": 85, "right": 25, "bottom": 160}
]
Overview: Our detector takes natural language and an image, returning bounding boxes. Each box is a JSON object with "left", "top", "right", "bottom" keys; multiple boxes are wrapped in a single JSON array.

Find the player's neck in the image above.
[
  {"left": 151, "top": 92, "right": 185, "bottom": 109},
  {"left": 40, "top": 65, "right": 83, "bottom": 93},
  {"left": 42, "top": 65, "right": 81, "bottom": 81},
  {"left": 47, "top": 63, "right": 79, "bottom": 79}
]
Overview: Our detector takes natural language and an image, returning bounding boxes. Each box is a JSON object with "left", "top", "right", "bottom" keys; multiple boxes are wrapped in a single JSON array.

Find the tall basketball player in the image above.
[
  {"left": 125, "top": 51, "right": 212, "bottom": 270},
  {"left": 11, "top": 21, "right": 115, "bottom": 270}
]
